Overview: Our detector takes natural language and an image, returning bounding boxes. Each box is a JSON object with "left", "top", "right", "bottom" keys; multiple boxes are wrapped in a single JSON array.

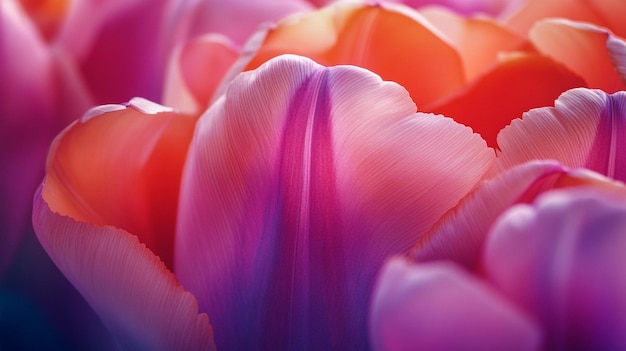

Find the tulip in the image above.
[
  {"left": 166, "top": 0, "right": 626, "bottom": 150},
  {"left": 33, "top": 54, "right": 494, "bottom": 349},
  {"left": 369, "top": 81, "right": 626, "bottom": 351},
  {"left": 371, "top": 182, "right": 626, "bottom": 350}
]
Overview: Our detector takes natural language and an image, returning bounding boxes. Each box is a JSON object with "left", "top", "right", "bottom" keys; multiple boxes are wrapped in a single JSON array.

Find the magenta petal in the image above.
[
  {"left": 0, "top": 0, "right": 56, "bottom": 276},
  {"left": 369, "top": 257, "right": 541, "bottom": 351},
  {"left": 413, "top": 160, "right": 565, "bottom": 267},
  {"left": 55, "top": 0, "right": 173, "bottom": 103},
  {"left": 493, "top": 88, "right": 626, "bottom": 182},
  {"left": 32, "top": 187, "right": 215, "bottom": 351},
  {"left": 484, "top": 187, "right": 626, "bottom": 350},
  {"left": 176, "top": 55, "right": 493, "bottom": 349}
]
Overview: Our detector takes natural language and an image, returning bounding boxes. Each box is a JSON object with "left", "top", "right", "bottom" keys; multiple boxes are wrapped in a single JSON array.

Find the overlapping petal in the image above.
[
  {"left": 369, "top": 258, "right": 541, "bottom": 351},
  {"left": 530, "top": 19, "right": 626, "bottom": 92},
  {"left": 229, "top": 2, "right": 466, "bottom": 108},
  {"left": 412, "top": 161, "right": 617, "bottom": 268},
  {"left": 55, "top": 0, "right": 173, "bottom": 103},
  {"left": 420, "top": 6, "right": 528, "bottom": 80},
  {"left": 32, "top": 100, "right": 215, "bottom": 350},
  {"left": 484, "top": 187, "right": 626, "bottom": 350},
  {"left": 162, "top": 34, "right": 239, "bottom": 114},
  {"left": 493, "top": 88, "right": 626, "bottom": 181},
  {"left": 426, "top": 53, "right": 586, "bottom": 147},
  {"left": 505, "top": 0, "right": 626, "bottom": 39},
  {"left": 176, "top": 54, "right": 494, "bottom": 350},
  {"left": 164, "top": 0, "right": 313, "bottom": 46}
]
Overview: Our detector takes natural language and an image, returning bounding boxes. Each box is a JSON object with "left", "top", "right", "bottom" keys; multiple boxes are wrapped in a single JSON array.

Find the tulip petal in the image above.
[
  {"left": 33, "top": 187, "right": 215, "bottom": 351},
  {"left": 56, "top": 0, "right": 172, "bottom": 103},
  {"left": 530, "top": 19, "right": 626, "bottom": 93},
  {"left": 0, "top": 0, "right": 56, "bottom": 276},
  {"left": 484, "top": 187, "right": 626, "bottom": 350},
  {"left": 235, "top": 2, "right": 466, "bottom": 108},
  {"left": 413, "top": 161, "right": 617, "bottom": 268},
  {"left": 421, "top": 6, "right": 529, "bottom": 81},
  {"left": 176, "top": 55, "right": 493, "bottom": 349},
  {"left": 164, "top": 0, "right": 313, "bottom": 46},
  {"left": 369, "top": 258, "right": 541, "bottom": 351},
  {"left": 163, "top": 34, "right": 239, "bottom": 114},
  {"left": 426, "top": 52, "right": 586, "bottom": 147},
  {"left": 493, "top": 88, "right": 626, "bottom": 181},
  {"left": 505, "top": 0, "right": 626, "bottom": 39},
  {"left": 44, "top": 98, "right": 195, "bottom": 269}
]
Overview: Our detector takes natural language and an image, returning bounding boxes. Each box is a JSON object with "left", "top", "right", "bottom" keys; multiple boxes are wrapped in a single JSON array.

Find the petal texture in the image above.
[
  {"left": 33, "top": 187, "right": 215, "bottom": 351},
  {"left": 369, "top": 258, "right": 541, "bottom": 351},
  {"left": 176, "top": 55, "right": 493, "bottom": 350},
  {"left": 493, "top": 88, "right": 626, "bottom": 181},
  {"left": 44, "top": 98, "right": 195, "bottom": 269},
  {"left": 412, "top": 161, "right": 614, "bottom": 268},
  {"left": 484, "top": 187, "right": 626, "bottom": 350}
]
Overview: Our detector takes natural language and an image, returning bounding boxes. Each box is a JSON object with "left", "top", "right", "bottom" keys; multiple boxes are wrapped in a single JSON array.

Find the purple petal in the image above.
[
  {"left": 484, "top": 186, "right": 626, "bottom": 350},
  {"left": 493, "top": 88, "right": 626, "bottom": 182},
  {"left": 369, "top": 257, "right": 541, "bottom": 351}
]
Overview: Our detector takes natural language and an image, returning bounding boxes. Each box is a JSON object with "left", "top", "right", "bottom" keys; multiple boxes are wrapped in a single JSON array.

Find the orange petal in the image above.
[
  {"left": 505, "top": 0, "right": 626, "bottom": 39},
  {"left": 240, "top": 2, "right": 466, "bottom": 107},
  {"left": 34, "top": 187, "right": 215, "bottom": 351},
  {"left": 44, "top": 98, "right": 196, "bottom": 269},
  {"left": 530, "top": 19, "right": 626, "bottom": 93},
  {"left": 163, "top": 34, "right": 239, "bottom": 114},
  {"left": 421, "top": 6, "right": 530, "bottom": 81},
  {"left": 426, "top": 52, "right": 586, "bottom": 147}
]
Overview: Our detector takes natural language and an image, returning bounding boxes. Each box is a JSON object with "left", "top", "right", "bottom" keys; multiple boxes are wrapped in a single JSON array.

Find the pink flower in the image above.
[
  {"left": 33, "top": 54, "right": 494, "bottom": 349},
  {"left": 371, "top": 88, "right": 626, "bottom": 350}
]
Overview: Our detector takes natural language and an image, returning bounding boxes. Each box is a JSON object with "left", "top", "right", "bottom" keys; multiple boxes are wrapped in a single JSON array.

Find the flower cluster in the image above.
[{"left": 2, "top": 0, "right": 626, "bottom": 350}]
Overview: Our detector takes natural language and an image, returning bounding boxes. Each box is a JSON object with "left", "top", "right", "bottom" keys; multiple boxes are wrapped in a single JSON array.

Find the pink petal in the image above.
[
  {"left": 530, "top": 19, "right": 626, "bottom": 93},
  {"left": 176, "top": 55, "right": 494, "bottom": 349},
  {"left": 484, "top": 186, "right": 626, "bottom": 350},
  {"left": 55, "top": 0, "right": 173, "bottom": 103},
  {"left": 413, "top": 161, "right": 615, "bottom": 268},
  {"left": 164, "top": 0, "right": 313, "bottom": 46},
  {"left": 369, "top": 257, "right": 541, "bottom": 351},
  {"left": 162, "top": 34, "right": 239, "bottom": 114},
  {"left": 32, "top": 187, "right": 215, "bottom": 351},
  {"left": 493, "top": 88, "right": 626, "bottom": 181},
  {"left": 44, "top": 98, "right": 196, "bottom": 269},
  {"left": 0, "top": 0, "right": 56, "bottom": 276}
]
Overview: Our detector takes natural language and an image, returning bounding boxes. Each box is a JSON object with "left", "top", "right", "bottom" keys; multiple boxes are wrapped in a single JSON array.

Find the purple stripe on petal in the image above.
[
  {"left": 262, "top": 70, "right": 349, "bottom": 349},
  {"left": 586, "top": 92, "right": 626, "bottom": 181}
]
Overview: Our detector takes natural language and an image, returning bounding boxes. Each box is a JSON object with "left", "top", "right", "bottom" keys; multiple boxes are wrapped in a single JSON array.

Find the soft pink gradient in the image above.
[{"left": 175, "top": 55, "right": 493, "bottom": 349}]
